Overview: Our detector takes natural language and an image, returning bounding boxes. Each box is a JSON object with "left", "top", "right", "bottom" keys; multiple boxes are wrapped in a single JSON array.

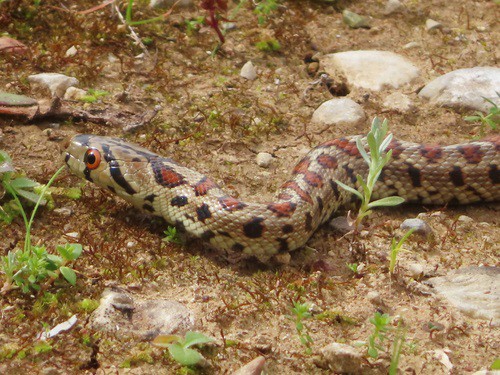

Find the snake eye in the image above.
[{"left": 84, "top": 148, "right": 101, "bottom": 170}]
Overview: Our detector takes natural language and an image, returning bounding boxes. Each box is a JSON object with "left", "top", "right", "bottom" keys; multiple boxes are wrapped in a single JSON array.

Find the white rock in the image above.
[
  {"left": 28, "top": 73, "right": 79, "bottom": 98},
  {"left": 383, "top": 0, "right": 404, "bottom": 15},
  {"left": 315, "top": 343, "right": 364, "bottom": 373},
  {"left": 65, "top": 45, "right": 77, "bottom": 57},
  {"left": 240, "top": 61, "right": 257, "bottom": 80},
  {"left": 427, "top": 266, "right": 499, "bottom": 325},
  {"left": 426, "top": 18, "right": 443, "bottom": 31},
  {"left": 322, "top": 50, "right": 420, "bottom": 91},
  {"left": 311, "top": 98, "right": 366, "bottom": 127},
  {"left": 383, "top": 92, "right": 413, "bottom": 112},
  {"left": 256, "top": 152, "right": 273, "bottom": 168},
  {"left": 457, "top": 215, "right": 474, "bottom": 223},
  {"left": 232, "top": 356, "right": 266, "bottom": 375},
  {"left": 63, "top": 87, "right": 87, "bottom": 101},
  {"left": 419, "top": 67, "right": 500, "bottom": 111},
  {"left": 408, "top": 263, "right": 425, "bottom": 279},
  {"left": 403, "top": 41, "right": 420, "bottom": 50}
]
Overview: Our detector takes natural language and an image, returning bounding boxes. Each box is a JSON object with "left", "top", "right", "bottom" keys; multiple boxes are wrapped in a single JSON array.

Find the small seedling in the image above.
[
  {"left": 254, "top": 0, "right": 279, "bottom": 24},
  {"left": 152, "top": 331, "right": 214, "bottom": 366},
  {"left": 464, "top": 94, "right": 499, "bottom": 133},
  {"left": 367, "top": 311, "right": 391, "bottom": 359},
  {"left": 80, "top": 89, "right": 109, "bottom": 104},
  {"left": 163, "top": 226, "right": 182, "bottom": 245},
  {"left": 336, "top": 118, "right": 405, "bottom": 230},
  {"left": 346, "top": 262, "right": 359, "bottom": 274},
  {"left": 291, "top": 301, "right": 314, "bottom": 354},
  {"left": 388, "top": 326, "right": 406, "bottom": 375},
  {"left": 255, "top": 39, "right": 281, "bottom": 52},
  {"left": 388, "top": 228, "right": 415, "bottom": 274}
]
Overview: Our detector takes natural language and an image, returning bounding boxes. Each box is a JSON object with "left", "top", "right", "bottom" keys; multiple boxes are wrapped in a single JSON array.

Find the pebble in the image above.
[
  {"left": 91, "top": 289, "right": 195, "bottom": 339},
  {"left": 403, "top": 41, "right": 420, "bottom": 50},
  {"left": 382, "top": 92, "right": 413, "bottom": 113},
  {"left": 329, "top": 216, "right": 356, "bottom": 234},
  {"left": 53, "top": 207, "right": 72, "bottom": 216},
  {"left": 232, "top": 356, "right": 266, "bottom": 375},
  {"left": 383, "top": 0, "right": 404, "bottom": 15},
  {"left": 65, "top": 45, "right": 77, "bottom": 57},
  {"left": 314, "top": 342, "right": 364, "bottom": 373},
  {"left": 150, "top": 0, "right": 193, "bottom": 8},
  {"left": 0, "top": 91, "right": 37, "bottom": 107},
  {"left": 342, "top": 10, "right": 371, "bottom": 29},
  {"left": 322, "top": 50, "right": 420, "bottom": 91},
  {"left": 426, "top": 18, "right": 443, "bottom": 32},
  {"left": 400, "top": 218, "right": 433, "bottom": 239},
  {"left": 407, "top": 263, "right": 425, "bottom": 279},
  {"left": 367, "top": 290, "right": 384, "bottom": 305},
  {"left": 311, "top": 98, "right": 366, "bottom": 127},
  {"left": 256, "top": 152, "right": 273, "bottom": 168},
  {"left": 418, "top": 67, "right": 500, "bottom": 111},
  {"left": 426, "top": 266, "right": 499, "bottom": 326},
  {"left": 27, "top": 73, "right": 79, "bottom": 98},
  {"left": 240, "top": 61, "right": 257, "bottom": 81},
  {"left": 63, "top": 87, "right": 87, "bottom": 101}
]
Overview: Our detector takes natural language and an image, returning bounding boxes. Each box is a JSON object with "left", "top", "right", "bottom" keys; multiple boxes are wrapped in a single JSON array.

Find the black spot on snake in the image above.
[
  {"left": 107, "top": 185, "right": 116, "bottom": 194},
  {"left": 83, "top": 168, "right": 93, "bottom": 182},
  {"left": 64, "top": 153, "right": 70, "bottom": 164},
  {"left": 109, "top": 160, "right": 137, "bottom": 195},
  {"left": 489, "top": 164, "right": 499, "bottom": 184},
  {"left": 304, "top": 212, "right": 313, "bottom": 232},
  {"left": 218, "top": 231, "right": 232, "bottom": 237},
  {"left": 316, "top": 196, "right": 324, "bottom": 213},
  {"left": 171, "top": 195, "right": 188, "bottom": 207},
  {"left": 243, "top": 217, "right": 265, "bottom": 238},
  {"left": 175, "top": 220, "right": 186, "bottom": 232},
  {"left": 232, "top": 243, "right": 245, "bottom": 252},
  {"left": 342, "top": 165, "right": 357, "bottom": 184},
  {"left": 282, "top": 224, "right": 294, "bottom": 234},
  {"left": 201, "top": 230, "right": 215, "bottom": 240},
  {"left": 143, "top": 203, "right": 154, "bottom": 212},
  {"left": 132, "top": 157, "right": 141, "bottom": 162},
  {"left": 449, "top": 166, "right": 465, "bottom": 187},
  {"left": 144, "top": 194, "right": 156, "bottom": 202},
  {"left": 329, "top": 179, "right": 340, "bottom": 199},
  {"left": 196, "top": 203, "right": 212, "bottom": 222},
  {"left": 276, "top": 238, "right": 289, "bottom": 252},
  {"left": 407, "top": 164, "right": 422, "bottom": 187}
]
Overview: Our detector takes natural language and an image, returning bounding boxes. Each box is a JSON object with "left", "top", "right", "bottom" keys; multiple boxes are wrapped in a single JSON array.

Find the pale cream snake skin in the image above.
[{"left": 64, "top": 134, "right": 499, "bottom": 262}]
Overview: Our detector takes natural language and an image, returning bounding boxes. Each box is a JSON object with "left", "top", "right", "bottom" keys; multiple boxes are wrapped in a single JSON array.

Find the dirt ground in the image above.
[{"left": 0, "top": 0, "right": 498, "bottom": 373}]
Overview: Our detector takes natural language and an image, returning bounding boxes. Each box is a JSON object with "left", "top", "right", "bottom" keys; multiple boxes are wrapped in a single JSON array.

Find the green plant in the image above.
[
  {"left": 291, "top": 301, "right": 314, "bottom": 354},
  {"left": 80, "top": 89, "right": 109, "bottom": 104},
  {"left": 152, "top": 331, "right": 214, "bottom": 366},
  {"left": 255, "top": 39, "right": 281, "bottom": 52},
  {"left": 254, "top": 0, "right": 279, "bottom": 24},
  {"left": 388, "top": 327, "right": 405, "bottom": 375},
  {"left": 464, "top": 94, "right": 499, "bottom": 132},
  {"left": 367, "top": 311, "right": 391, "bottom": 359},
  {"left": 0, "top": 159, "right": 82, "bottom": 294},
  {"left": 346, "top": 262, "right": 359, "bottom": 274},
  {"left": 335, "top": 118, "right": 405, "bottom": 230},
  {"left": 491, "top": 358, "right": 500, "bottom": 370},
  {"left": 163, "top": 226, "right": 182, "bottom": 245},
  {"left": 388, "top": 228, "right": 415, "bottom": 274}
]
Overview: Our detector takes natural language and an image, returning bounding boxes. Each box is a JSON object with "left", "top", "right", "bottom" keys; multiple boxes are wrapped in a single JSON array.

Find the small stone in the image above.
[
  {"left": 311, "top": 98, "right": 366, "bottom": 127},
  {"left": 383, "top": 92, "right": 413, "bottom": 113},
  {"left": 0, "top": 91, "right": 37, "bottom": 107},
  {"left": 232, "top": 356, "right": 266, "bottom": 375},
  {"left": 0, "top": 36, "right": 28, "bottom": 55},
  {"left": 256, "top": 152, "right": 273, "bottom": 168},
  {"left": 329, "top": 216, "right": 356, "bottom": 234},
  {"left": 408, "top": 263, "right": 425, "bottom": 279},
  {"left": 223, "top": 22, "right": 237, "bottom": 31},
  {"left": 403, "top": 41, "right": 420, "bottom": 50},
  {"left": 240, "top": 61, "right": 257, "bottom": 80},
  {"left": 65, "top": 45, "right": 77, "bottom": 57},
  {"left": 150, "top": 0, "right": 193, "bottom": 8},
  {"left": 314, "top": 342, "right": 364, "bottom": 373},
  {"left": 400, "top": 218, "right": 433, "bottom": 238},
  {"left": 426, "top": 18, "right": 443, "bottom": 32},
  {"left": 273, "top": 252, "right": 291, "bottom": 265},
  {"left": 383, "top": 0, "right": 404, "bottom": 15},
  {"left": 53, "top": 207, "right": 72, "bottom": 216},
  {"left": 65, "top": 232, "right": 79, "bottom": 238},
  {"left": 367, "top": 291, "right": 383, "bottom": 305},
  {"left": 63, "top": 87, "right": 87, "bottom": 101},
  {"left": 27, "top": 73, "right": 79, "bottom": 98},
  {"left": 342, "top": 10, "right": 371, "bottom": 29},
  {"left": 458, "top": 215, "right": 474, "bottom": 223}
]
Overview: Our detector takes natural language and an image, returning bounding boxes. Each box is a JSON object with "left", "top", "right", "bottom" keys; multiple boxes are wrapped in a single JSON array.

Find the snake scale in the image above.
[{"left": 65, "top": 134, "right": 499, "bottom": 262}]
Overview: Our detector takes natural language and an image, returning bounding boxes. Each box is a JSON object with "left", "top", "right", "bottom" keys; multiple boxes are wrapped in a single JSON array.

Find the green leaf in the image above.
[
  {"left": 183, "top": 331, "right": 214, "bottom": 348},
  {"left": 168, "top": 343, "right": 203, "bottom": 366},
  {"left": 57, "top": 243, "right": 82, "bottom": 261},
  {"left": 152, "top": 334, "right": 181, "bottom": 348},
  {"left": 335, "top": 180, "right": 363, "bottom": 200},
  {"left": 491, "top": 358, "right": 500, "bottom": 370},
  {"left": 60, "top": 266, "right": 76, "bottom": 285},
  {"left": 10, "top": 177, "right": 39, "bottom": 189},
  {"left": 15, "top": 189, "right": 46, "bottom": 205},
  {"left": 368, "top": 196, "right": 405, "bottom": 208}
]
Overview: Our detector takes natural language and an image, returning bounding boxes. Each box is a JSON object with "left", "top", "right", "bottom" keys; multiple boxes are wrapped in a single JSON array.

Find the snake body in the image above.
[{"left": 65, "top": 134, "right": 499, "bottom": 262}]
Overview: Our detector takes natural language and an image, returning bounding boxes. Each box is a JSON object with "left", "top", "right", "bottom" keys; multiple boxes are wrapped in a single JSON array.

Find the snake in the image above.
[{"left": 64, "top": 134, "right": 499, "bottom": 262}]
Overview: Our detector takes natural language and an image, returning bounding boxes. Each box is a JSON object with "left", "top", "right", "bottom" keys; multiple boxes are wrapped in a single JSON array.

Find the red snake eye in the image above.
[{"left": 84, "top": 149, "right": 101, "bottom": 170}]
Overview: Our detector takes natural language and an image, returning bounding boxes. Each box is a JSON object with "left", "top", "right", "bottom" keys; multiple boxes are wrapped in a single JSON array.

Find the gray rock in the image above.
[
  {"left": 311, "top": 98, "right": 366, "bottom": 127},
  {"left": 314, "top": 342, "right": 364, "bottom": 373},
  {"left": 418, "top": 67, "right": 500, "bottom": 111},
  {"left": 28, "top": 73, "right": 79, "bottom": 98},
  {"left": 427, "top": 267, "right": 499, "bottom": 325},
  {"left": 426, "top": 18, "right": 443, "bottom": 32},
  {"left": 256, "top": 152, "right": 273, "bottom": 168},
  {"left": 91, "top": 289, "right": 195, "bottom": 340},
  {"left": 240, "top": 61, "right": 257, "bottom": 81},
  {"left": 329, "top": 216, "right": 356, "bottom": 234},
  {"left": 232, "top": 356, "right": 266, "bottom": 375},
  {"left": 322, "top": 51, "right": 420, "bottom": 91},
  {"left": 400, "top": 218, "right": 434, "bottom": 239},
  {"left": 383, "top": 92, "right": 413, "bottom": 113},
  {"left": 342, "top": 10, "right": 371, "bottom": 29},
  {"left": 384, "top": 0, "right": 404, "bottom": 15},
  {"left": 65, "top": 45, "right": 77, "bottom": 57}
]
